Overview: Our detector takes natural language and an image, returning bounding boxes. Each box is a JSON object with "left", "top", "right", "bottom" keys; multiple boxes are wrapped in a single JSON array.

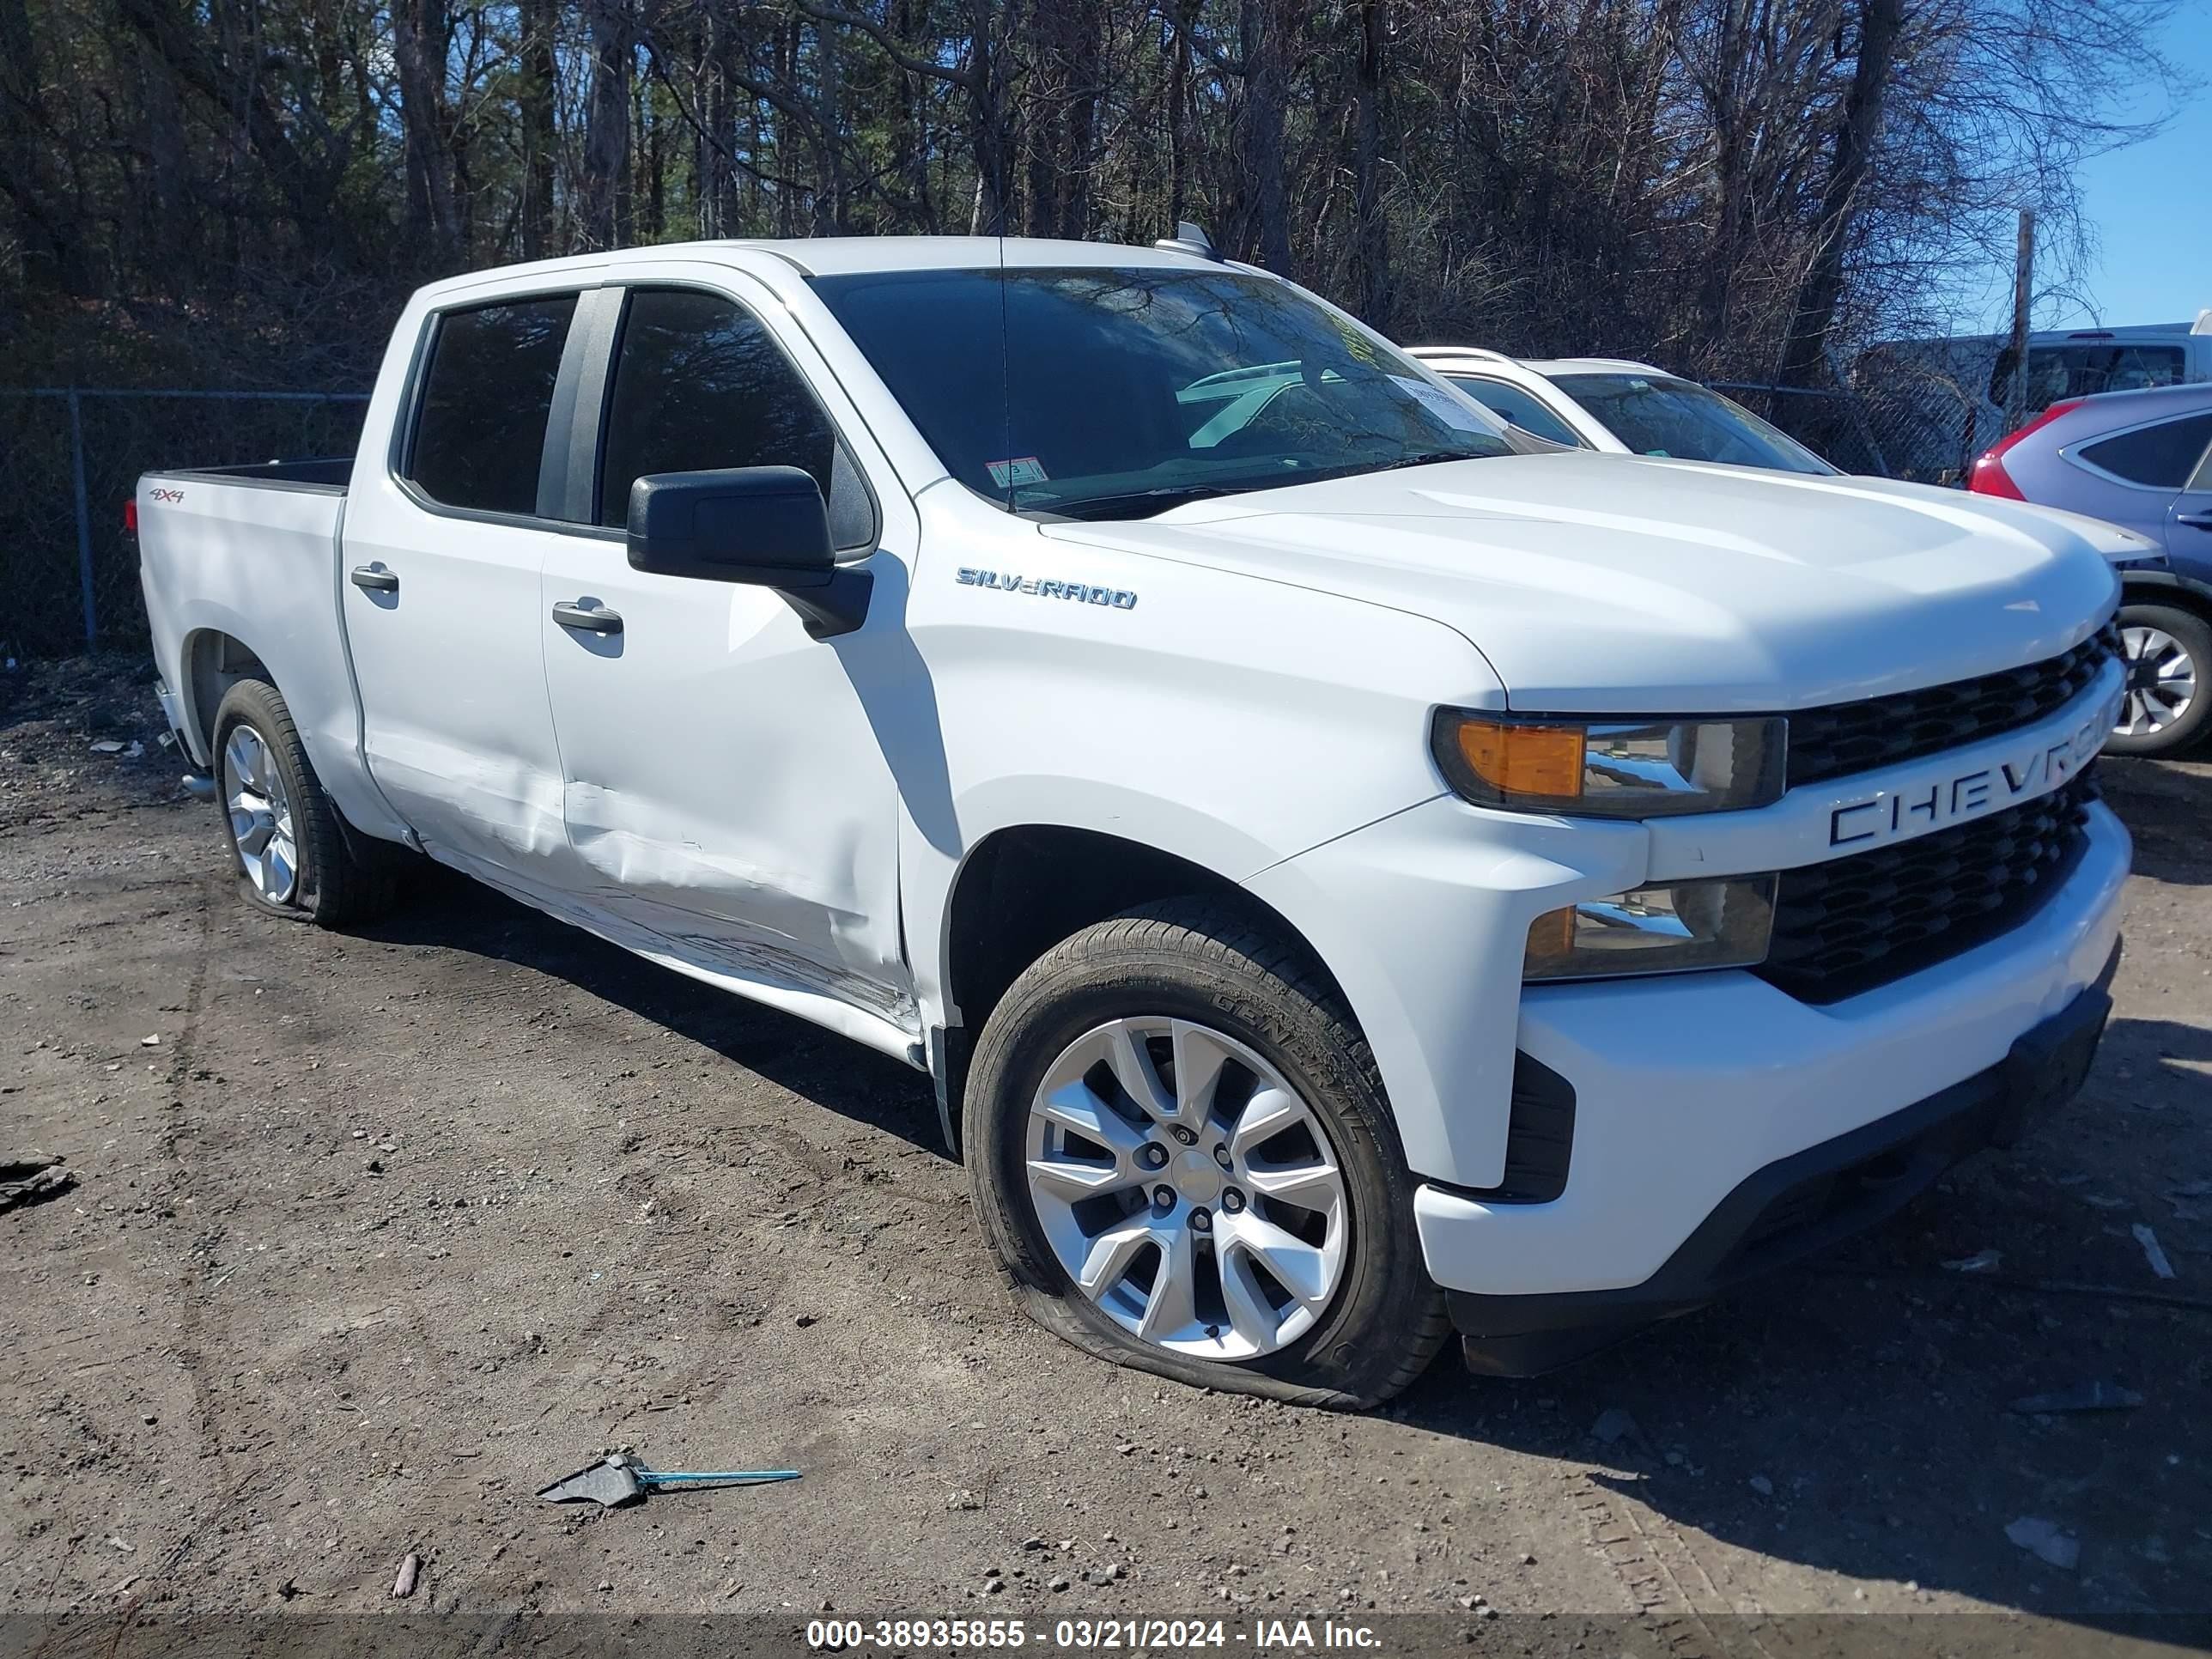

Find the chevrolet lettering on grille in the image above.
[{"left": 1826, "top": 695, "right": 2118, "bottom": 851}]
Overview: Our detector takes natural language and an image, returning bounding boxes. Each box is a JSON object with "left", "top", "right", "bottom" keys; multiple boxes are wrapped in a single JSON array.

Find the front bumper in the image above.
[
  {"left": 1446, "top": 941, "right": 2118, "bottom": 1375},
  {"left": 1408, "top": 800, "right": 2128, "bottom": 1310}
]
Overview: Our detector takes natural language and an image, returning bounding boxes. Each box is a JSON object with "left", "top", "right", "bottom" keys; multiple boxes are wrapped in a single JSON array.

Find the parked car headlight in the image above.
[
  {"left": 1523, "top": 876, "right": 1777, "bottom": 981},
  {"left": 1431, "top": 710, "right": 1787, "bottom": 817}
]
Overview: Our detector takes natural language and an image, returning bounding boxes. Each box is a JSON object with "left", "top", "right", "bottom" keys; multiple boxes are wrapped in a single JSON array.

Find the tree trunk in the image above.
[
  {"left": 519, "top": 0, "right": 560, "bottom": 258},
  {"left": 0, "top": 0, "right": 93, "bottom": 295},
  {"left": 1778, "top": 0, "right": 1906, "bottom": 385},
  {"left": 581, "top": 0, "right": 635, "bottom": 249},
  {"left": 1166, "top": 0, "right": 1197, "bottom": 229},
  {"left": 968, "top": 0, "right": 1015, "bottom": 235},
  {"left": 1351, "top": 0, "right": 1391, "bottom": 325},
  {"left": 390, "top": 0, "right": 460, "bottom": 266},
  {"left": 1231, "top": 0, "right": 1292, "bottom": 271}
]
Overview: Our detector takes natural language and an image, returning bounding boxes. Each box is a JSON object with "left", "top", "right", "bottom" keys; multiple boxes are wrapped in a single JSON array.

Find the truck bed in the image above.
[
  {"left": 136, "top": 459, "right": 395, "bottom": 844},
  {"left": 151, "top": 457, "right": 353, "bottom": 490}
]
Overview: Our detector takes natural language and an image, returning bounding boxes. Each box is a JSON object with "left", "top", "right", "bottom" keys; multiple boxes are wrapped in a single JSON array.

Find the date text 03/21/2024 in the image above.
[{"left": 805, "top": 1617, "right": 1386, "bottom": 1650}]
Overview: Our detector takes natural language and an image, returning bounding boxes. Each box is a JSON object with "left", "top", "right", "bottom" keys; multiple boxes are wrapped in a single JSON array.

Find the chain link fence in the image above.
[
  {"left": 1715, "top": 358, "right": 1998, "bottom": 487},
  {"left": 0, "top": 389, "right": 369, "bottom": 659}
]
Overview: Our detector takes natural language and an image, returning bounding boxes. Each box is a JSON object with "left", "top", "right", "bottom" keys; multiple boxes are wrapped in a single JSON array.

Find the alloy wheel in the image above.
[
  {"left": 222, "top": 724, "right": 299, "bottom": 904},
  {"left": 2119, "top": 624, "right": 2197, "bottom": 738},
  {"left": 1023, "top": 1018, "right": 1350, "bottom": 1360}
]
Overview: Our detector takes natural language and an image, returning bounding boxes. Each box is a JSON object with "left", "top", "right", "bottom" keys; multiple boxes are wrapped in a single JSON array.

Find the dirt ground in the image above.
[{"left": 3, "top": 655, "right": 2209, "bottom": 1656}]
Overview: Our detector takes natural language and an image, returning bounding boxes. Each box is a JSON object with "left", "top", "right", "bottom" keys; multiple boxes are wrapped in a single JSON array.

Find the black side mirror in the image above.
[{"left": 626, "top": 465, "right": 868, "bottom": 636}]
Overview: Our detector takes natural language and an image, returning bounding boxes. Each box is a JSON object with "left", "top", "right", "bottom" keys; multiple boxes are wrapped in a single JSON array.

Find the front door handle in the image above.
[
  {"left": 552, "top": 600, "right": 623, "bottom": 635},
  {"left": 2177, "top": 511, "right": 2212, "bottom": 530},
  {"left": 349, "top": 565, "right": 398, "bottom": 592}
]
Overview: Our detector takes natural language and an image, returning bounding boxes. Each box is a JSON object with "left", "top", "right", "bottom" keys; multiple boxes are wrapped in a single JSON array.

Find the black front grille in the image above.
[
  {"left": 1758, "top": 773, "right": 2100, "bottom": 1004},
  {"left": 1787, "top": 623, "right": 2118, "bottom": 789}
]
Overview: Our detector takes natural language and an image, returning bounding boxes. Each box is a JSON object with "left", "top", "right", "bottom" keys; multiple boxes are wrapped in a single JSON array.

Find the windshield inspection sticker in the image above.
[
  {"left": 986, "top": 456, "right": 1050, "bottom": 488},
  {"left": 1389, "top": 375, "right": 1487, "bottom": 432}
]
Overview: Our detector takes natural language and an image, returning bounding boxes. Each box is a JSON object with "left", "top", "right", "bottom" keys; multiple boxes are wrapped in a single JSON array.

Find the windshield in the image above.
[
  {"left": 811, "top": 266, "right": 1516, "bottom": 519},
  {"left": 1551, "top": 374, "right": 1836, "bottom": 475}
]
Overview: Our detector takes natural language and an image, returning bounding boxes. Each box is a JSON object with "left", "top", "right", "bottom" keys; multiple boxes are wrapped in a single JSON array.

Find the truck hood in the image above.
[{"left": 1043, "top": 452, "right": 2120, "bottom": 713}]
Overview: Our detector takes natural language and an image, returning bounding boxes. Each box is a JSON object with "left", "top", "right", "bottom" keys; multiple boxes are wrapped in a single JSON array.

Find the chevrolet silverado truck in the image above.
[{"left": 137, "top": 235, "right": 2130, "bottom": 1406}]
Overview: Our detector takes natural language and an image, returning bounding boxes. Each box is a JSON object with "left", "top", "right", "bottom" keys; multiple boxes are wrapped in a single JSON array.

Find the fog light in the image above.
[{"left": 1523, "top": 875, "right": 1776, "bottom": 981}]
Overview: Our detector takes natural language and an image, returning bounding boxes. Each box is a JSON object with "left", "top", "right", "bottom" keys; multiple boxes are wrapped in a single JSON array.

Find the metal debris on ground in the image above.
[
  {"left": 2008, "top": 1382, "right": 2143, "bottom": 1415},
  {"left": 1589, "top": 1408, "right": 1640, "bottom": 1446},
  {"left": 2004, "top": 1516, "right": 2081, "bottom": 1571},
  {"left": 1942, "top": 1249, "right": 2002, "bottom": 1273},
  {"left": 2131, "top": 1224, "right": 2178, "bottom": 1281},
  {"left": 536, "top": 1452, "right": 800, "bottom": 1509},
  {"left": 1, "top": 1151, "right": 76, "bottom": 1213},
  {"left": 392, "top": 1553, "right": 420, "bottom": 1597}
]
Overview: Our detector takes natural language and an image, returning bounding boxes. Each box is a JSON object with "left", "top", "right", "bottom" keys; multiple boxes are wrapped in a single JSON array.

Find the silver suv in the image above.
[{"left": 1969, "top": 382, "right": 2212, "bottom": 755}]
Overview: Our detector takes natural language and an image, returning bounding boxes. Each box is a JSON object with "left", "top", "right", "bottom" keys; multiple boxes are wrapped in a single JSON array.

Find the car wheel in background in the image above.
[
  {"left": 964, "top": 899, "right": 1450, "bottom": 1408},
  {"left": 2108, "top": 602, "right": 2209, "bottom": 757},
  {"left": 211, "top": 678, "right": 405, "bottom": 927}
]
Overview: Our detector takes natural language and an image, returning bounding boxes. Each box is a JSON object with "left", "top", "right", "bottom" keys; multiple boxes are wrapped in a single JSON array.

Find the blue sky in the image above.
[{"left": 2038, "top": 0, "right": 2210, "bottom": 329}]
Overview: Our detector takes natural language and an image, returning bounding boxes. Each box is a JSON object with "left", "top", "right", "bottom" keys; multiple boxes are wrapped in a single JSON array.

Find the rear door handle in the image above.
[
  {"left": 552, "top": 600, "right": 623, "bottom": 635},
  {"left": 349, "top": 565, "right": 398, "bottom": 592},
  {"left": 2177, "top": 512, "right": 2212, "bottom": 530}
]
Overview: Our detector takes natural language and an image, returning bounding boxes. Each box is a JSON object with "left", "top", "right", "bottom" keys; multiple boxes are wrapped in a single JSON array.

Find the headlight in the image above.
[
  {"left": 1523, "top": 875, "right": 1776, "bottom": 981},
  {"left": 1431, "top": 710, "right": 1787, "bottom": 817}
]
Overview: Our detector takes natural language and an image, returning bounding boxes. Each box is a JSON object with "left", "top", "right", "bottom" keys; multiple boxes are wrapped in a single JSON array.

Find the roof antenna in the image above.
[{"left": 1155, "top": 221, "right": 1224, "bottom": 262}]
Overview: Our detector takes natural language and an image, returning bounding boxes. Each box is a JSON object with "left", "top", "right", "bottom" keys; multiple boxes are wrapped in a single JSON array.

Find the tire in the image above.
[
  {"left": 210, "top": 678, "right": 404, "bottom": 927},
  {"left": 964, "top": 899, "right": 1450, "bottom": 1409},
  {"left": 2108, "top": 601, "right": 2210, "bottom": 757}
]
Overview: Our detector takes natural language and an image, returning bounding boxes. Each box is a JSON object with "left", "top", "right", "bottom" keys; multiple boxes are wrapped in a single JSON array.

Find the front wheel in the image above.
[
  {"left": 964, "top": 901, "right": 1449, "bottom": 1408},
  {"left": 2108, "top": 602, "right": 2209, "bottom": 757}
]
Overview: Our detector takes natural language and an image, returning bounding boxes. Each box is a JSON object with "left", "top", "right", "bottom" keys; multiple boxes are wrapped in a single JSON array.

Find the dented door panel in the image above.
[{"left": 538, "top": 553, "right": 913, "bottom": 1025}]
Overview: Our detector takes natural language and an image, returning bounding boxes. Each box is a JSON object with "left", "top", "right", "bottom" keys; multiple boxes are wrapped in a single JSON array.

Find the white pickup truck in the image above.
[{"left": 137, "top": 235, "right": 2130, "bottom": 1406}]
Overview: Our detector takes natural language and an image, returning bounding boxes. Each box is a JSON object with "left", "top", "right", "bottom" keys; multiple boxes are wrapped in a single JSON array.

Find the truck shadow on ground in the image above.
[
  {"left": 1397, "top": 1258, "right": 2208, "bottom": 1634},
  {"left": 355, "top": 860, "right": 949, "bottom": 1158},
  {"left": 1395, "top": 1091, "right": 2210, "bottom": 1634}
]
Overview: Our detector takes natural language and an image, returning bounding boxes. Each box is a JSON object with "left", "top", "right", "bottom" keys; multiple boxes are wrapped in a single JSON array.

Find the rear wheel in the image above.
[
  {"left": 211, "top": 679, "right": 404, "bottom": 927},
  {"left": 964, "top": 900, "right": 1449, "bottom": 1408},
  {"left": 2108, "top": 602, "right": 2209, "bottom": 757}
]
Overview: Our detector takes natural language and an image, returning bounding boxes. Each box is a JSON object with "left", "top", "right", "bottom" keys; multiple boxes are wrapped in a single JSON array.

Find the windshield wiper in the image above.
[
  {"left": 1361, "top": 449, "right": 1497, "bottom": 473},
  {"left": 1284, "top": 449, "right": 1500, "bottom": 489},
  {"left": 1042, "top": 483, "right": 1261, "bottom": 521},
  {"left": 1044, "top": 451, "right": 1498, "bottom": 520}
]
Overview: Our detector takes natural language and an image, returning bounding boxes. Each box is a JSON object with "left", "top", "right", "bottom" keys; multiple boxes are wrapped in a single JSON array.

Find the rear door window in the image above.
[
  {"left": 596, "top": 286, "right": 873, "bottom": 549},
  {"left": 2077, "top": 412, "right": 2212, "bottom": 489},
  {"left": 406, "top": 295, "right": 579, "bottom": 515}
]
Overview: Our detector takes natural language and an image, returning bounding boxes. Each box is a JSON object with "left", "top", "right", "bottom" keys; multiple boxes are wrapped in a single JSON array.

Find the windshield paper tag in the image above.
[
  {"left": 986, "top": 456, "right": 1049, "bottom": 488},
  {"left": 1390, "top": 375, "right": 1488, "bottom": 433}
]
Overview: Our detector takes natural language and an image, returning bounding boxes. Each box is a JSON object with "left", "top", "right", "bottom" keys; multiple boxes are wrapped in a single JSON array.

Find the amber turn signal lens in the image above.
[
  {"left": 1522, "top": 903, "right": 1579, "bottom": 976},
  {"left": 1449, "top": 718, "right": 1585, "bottom": 802}
]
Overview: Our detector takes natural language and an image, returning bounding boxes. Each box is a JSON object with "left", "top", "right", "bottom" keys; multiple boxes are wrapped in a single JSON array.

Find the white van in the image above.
[{"left": 1863, "top": 313, "right": 2212, "bottom": 482}]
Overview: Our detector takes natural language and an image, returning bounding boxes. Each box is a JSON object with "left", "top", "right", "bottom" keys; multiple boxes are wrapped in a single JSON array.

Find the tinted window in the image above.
[
  {"left": 599, "top": 288, "right": 865, "bottom": 544},
  {"left": 2078, "top": 412, "right": 2212, "bottom": 489},
  {"left": 811, "top": 267, "right": 1513, "bottom": 520},
  {"left": 408, "top": 295, "right": 577, "bottom": 514},
  {"left": 1994, "top": 343, "right": 2187, "bottom": 413},
  {"left": 1549, "top": 374, "right": 1835, "bottom": 474},
  {"left": 1442, "top": 376, "right": 1584, "bottom": 447}
]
